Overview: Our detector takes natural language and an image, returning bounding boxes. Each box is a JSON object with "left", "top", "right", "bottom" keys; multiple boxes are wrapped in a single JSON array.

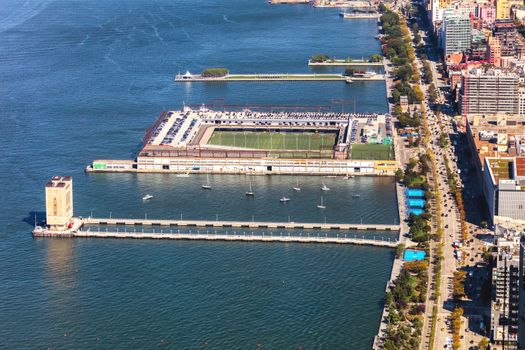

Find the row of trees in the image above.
[
  {"left": 450, "top": 307, "right": 464, "bottom": 350},
  {"left": 379, "top": 6, "right": 424, "bottom": 123},
  {"left": 382, "top": 260, "right": 428, "bottom": 350},
  {"left": 202, "top": 68, "right": 229, "bottom": 77}
]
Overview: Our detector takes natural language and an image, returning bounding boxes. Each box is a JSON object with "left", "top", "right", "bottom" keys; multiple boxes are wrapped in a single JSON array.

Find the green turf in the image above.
[
  {"left": 208, "top": 131, "right": 336, "bottom": 150},
  {"left": 349, "top": 144, "right": 394, "bottom": 160}
]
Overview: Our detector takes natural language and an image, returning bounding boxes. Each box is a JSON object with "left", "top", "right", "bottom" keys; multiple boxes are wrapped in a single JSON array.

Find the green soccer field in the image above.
[
  {"left": 207, "top": 131, "right": 337, "bottom": 150},
  {"left": 349, "top": 144, "right": 394, "bottom": 160}
]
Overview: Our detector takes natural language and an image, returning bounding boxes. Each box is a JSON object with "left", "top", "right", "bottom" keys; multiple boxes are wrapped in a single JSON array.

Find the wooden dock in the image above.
[
  {"left": 34, "top": 229, "right": 398, "bottom": 247},
  {"left": 83, "top": 217, "right": 400, "bottom": 231}
]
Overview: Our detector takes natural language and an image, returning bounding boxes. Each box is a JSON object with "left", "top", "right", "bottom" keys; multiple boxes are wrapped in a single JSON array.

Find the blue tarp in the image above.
[
  {"left": 407, "top": 198, "right": 426, "bottom": 208},
  {"left": 405, "top": 189, "right": 425, "bottom": 198},
  {"left": 408, "top": 208, "right": 425, "bottom": 216},
  {"left": 404, "top": 249, "right": 426, "bottom": 261}
]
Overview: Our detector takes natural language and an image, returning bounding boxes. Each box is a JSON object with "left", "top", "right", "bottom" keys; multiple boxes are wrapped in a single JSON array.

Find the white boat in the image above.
[
  {"left": 293, "top": 179, "right": 301, "bottom": 191},
  {"left": 280, "top": 197, "right": 290, "bottom": 202},
  {"left": 317, "top": 196, "right": 326, "bottom": 209},
  {"left": 352, "top": 194, "right": 361, "bottom": 198},
  {"left": 202, "top": 173, "right": 212, "bottom": 190},
  {"left": 350, "top": 175, "right": 355, "bottom": 178},
  {"left": 142, "top": 194, "right": 153, "bottom": 201},
  {"left": 321, "top": 183, "right": 330, "bottom": 191},
  {"left": 176, "top": 173, "right": 190, "bottom": 178},
  {"left": 246, "top": 181, "right": 254, "bottom": 196}
]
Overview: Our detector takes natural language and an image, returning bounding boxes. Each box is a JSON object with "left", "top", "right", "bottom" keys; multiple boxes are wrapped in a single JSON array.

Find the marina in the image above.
[{"left": 34, "top": 175, "right": 401, "bottom": 249}]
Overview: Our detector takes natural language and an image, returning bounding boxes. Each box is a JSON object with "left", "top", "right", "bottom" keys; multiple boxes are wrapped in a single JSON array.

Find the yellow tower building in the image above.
[
  {"left": 496, "top": 0, "right": 511, "bottom": 19},
  {"left": 45, "top": 176, "right": 73, "bottom": 230}
]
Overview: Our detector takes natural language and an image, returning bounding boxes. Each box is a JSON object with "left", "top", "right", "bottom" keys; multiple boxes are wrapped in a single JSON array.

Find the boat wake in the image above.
[
  {"left": 0, "top": 0, "right": 54, "bottom": 33},
  {"left": 222, "top": 14, "right": 239, "bottom": 24}
]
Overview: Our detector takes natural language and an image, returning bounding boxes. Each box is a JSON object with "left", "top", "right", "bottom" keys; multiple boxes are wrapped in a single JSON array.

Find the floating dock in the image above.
[{"left": 83, "top": 217, "right": 400, "bottom": 231}]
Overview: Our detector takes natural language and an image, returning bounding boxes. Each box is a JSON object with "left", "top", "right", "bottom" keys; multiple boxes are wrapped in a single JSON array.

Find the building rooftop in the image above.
[
  {"left": 516, "top": 157, "right": 525, "bottom": 177},
  {"left": 487, "top": 158, "right": 513, "bottom": 182},
  {"left": 467, "top": 115, "right": 525, "bottom": 166}
]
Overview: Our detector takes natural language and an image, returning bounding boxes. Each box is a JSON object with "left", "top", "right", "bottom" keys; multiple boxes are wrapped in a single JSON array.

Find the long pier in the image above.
[
  {"left": 175, "top": 73, "right": 345, "bottom": 82},
  {"left": 83, "top": 217, "right": 400, "bottom": 231},
  {"left": 308, "top": 60, "right": 384, "bottom": 66},
  {"left": 174, "top": 73, "right": 385, "bottom": 82},
  {"left": 34, "top": 229, "right": 398, "bottom": 247}
]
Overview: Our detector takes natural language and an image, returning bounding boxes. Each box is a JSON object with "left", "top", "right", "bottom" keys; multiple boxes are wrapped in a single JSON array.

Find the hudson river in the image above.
[{"left": 0, "top": 0, "right": 394, "bottom": 348}]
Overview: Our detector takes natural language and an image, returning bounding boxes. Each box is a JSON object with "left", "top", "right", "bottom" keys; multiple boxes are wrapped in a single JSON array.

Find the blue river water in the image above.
[{"left": 0, "top": 0, "right": 394, "bottom": 348}]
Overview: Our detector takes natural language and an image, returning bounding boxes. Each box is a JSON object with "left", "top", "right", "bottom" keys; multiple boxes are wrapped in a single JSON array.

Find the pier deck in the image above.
[
  {"left": 34, "top": 229, "right": 398, "bottom": 247},
  {"left": 83, "top": 217, "right": 400, "bottom": 231},
  {"left": 308, "top": 60, "right": 384, "bottom": 66},
  {"left": 174, "top": 73, "right": 385, "bottom": 82}
]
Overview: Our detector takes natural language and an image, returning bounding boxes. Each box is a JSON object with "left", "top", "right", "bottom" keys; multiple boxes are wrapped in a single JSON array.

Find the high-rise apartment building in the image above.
[
  {"left": 460, "top": 68, "right": 519, "bottom": 116},
  {"left": 442, "top": 13, "right": 472, "bottom": 55},
  {"left": 497, "top": 0, "right": 512, "bottom": 19},
  {"left": 497, "top": 0, "right": 524, "bottom": 19},
  {"left": 491, "top": 231, "right": 521, "bottom": 349}
]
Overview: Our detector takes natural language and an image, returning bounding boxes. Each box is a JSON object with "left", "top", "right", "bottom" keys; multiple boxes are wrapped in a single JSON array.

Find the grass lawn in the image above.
[
  {"left": 208, "top": 131, "right": 336, "bottom": 150},
  {"left": 349, "top": 144, "right": 394, "bottom": 160}
]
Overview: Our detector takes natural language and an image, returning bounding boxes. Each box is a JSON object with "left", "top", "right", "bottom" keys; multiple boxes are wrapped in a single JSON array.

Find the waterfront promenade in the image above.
[{"left": 83, "top": 217, "right": 400, "bottom": 231}]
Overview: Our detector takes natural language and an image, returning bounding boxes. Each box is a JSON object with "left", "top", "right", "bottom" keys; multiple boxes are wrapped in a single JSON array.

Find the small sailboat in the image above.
[
  {"left": 246, "top": 181, "right": 254, "bottom": 196},
  {"left": 317, "top": 196, "right": 326, "bottom": 209},
  {"left": 280, "top": 197, "right": 290, "bottom": 202},
  {"left": 321, "top": 183, "right": 330, "bottom": 191},
  {"left": 142, "top": 194, "right": 153, "bottom": 201},
  {"left": 202, "top": 173, "right": 211, "bottom": 190},
  {"left": 293, "top": 179, "right": 301, "bottom": 191},
  {"left": 352, "top": 194, "right": 361, "bottom": 198}
]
